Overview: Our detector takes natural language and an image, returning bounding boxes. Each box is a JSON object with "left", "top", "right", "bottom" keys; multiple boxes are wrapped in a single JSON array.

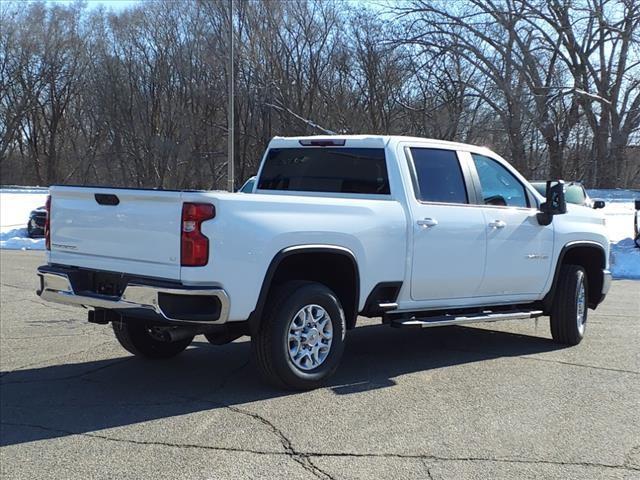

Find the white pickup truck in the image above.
[{"left": 37, "top": 135, "right": 611, "bottom": 389}]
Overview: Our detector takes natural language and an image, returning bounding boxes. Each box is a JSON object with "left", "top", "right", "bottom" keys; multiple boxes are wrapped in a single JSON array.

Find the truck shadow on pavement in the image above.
[{"left": 1, "top": 323, "right": 564, "bottom": 447}]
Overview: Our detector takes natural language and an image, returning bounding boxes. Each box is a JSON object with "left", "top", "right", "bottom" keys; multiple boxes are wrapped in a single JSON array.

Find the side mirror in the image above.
[
  {"left": 537, "top": 180, "right": 566, "bottom": 226},
  {"left": 593, "top": 199, "right": 606, "bottom": 209}
]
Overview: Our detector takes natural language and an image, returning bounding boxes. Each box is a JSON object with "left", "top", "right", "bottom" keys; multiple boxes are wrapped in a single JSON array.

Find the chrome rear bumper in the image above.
[{"left": 37, "top": 268, "right": 229, "bottom": 325}]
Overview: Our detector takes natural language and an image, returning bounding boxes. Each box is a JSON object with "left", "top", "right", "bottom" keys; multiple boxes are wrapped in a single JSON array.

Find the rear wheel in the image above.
[
  {"left": 550, "top": 265, "right": 588, "bottom": 345},
  {"left": 252, "top": 281, "right": 346, "bottom": 390},
  {"left": 112, "top": 320, "right": 193, "bottom": 358}
]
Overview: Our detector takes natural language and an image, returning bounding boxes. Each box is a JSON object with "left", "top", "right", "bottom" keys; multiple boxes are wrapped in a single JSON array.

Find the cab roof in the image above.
[{"left": 268, "top": 135, "right": 497, "bottom": 156}]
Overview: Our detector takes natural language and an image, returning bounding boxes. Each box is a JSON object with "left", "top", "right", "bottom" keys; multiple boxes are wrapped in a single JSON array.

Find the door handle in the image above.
[
  {"left": 417, "top": 218, "right": 438, "bottom": 228},
  {"left": 488, "top": 220, "right": 507, "bottom": 228}
]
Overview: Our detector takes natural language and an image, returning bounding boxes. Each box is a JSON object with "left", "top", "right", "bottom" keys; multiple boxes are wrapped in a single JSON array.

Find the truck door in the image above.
[
  {"left": 469, "top": 154, "right": 554, "bottom": 297},
  {"left": 407, "top": 147, "right": 487, "bottom": 301}
]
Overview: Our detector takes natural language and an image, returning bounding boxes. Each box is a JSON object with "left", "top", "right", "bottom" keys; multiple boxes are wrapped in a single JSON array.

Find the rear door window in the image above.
[
  {"left": 409, "top": 148, "right": 468, "bottom": 204},
  {"left": 257, "top": 148, "right": 390, "bottom": 195}
]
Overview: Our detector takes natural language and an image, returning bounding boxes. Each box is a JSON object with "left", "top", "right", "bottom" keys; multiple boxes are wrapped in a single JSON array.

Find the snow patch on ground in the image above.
[
  {"left": 0, "top": 188, "right": 48, "bottom": 250},
  {"left": 610, "top": 238, "right": 640, "bottom": 279},
  {"left": 588, "top": 189, "right": 639, "bottom": 279},
  {"left": 0, "top": 228, "right": 45, "bottom": 250},
  {"left": 1, "top": 186, "right": 639, "bottom": 278},
  {"left": 588, "top": 189, "right": 638, "bottom": 242}
]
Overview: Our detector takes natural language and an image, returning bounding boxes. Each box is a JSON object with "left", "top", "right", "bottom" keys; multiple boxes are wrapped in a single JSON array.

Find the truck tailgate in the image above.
[{"left": 49, "top": 186, "right": 184, "bottom": 280}]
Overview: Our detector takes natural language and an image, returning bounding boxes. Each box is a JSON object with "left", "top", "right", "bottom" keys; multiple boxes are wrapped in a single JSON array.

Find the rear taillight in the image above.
[
  {"left": 181, "top": 203, "right": 215, "bottom": 267},
  {"left": 45, "top": 195, "right": 51, "bottom": 251}
]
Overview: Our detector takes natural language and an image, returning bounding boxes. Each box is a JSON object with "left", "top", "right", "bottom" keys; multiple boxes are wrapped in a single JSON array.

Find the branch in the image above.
[{"left": 264, "top": 102, "right": 337, "bottom": 135}]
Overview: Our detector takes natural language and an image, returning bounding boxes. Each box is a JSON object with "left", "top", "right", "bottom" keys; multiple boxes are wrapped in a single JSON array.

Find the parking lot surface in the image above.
[{"left": 1, "top": 250, "right": 639, "bottom": 479}]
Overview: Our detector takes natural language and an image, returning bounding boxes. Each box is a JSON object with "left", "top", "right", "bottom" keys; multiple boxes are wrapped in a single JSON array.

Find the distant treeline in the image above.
[{"left": 1, "top": 0, "right": 639, "bottom": 189}]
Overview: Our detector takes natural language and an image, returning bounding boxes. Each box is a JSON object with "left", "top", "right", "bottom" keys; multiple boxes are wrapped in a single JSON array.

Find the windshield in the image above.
[
  {"left": 530, "top": 182, "right": 587, "bottom": 205},
  {"left": 565, "top": 184, "right": 586, "bottom": 205},
  {"left": 531, "top": 183, "right": 546, "bottom": 196}
]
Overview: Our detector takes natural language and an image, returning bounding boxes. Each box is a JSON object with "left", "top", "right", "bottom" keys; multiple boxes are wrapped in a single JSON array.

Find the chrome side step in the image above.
[
  {"left": 390, "top": 310, "right": 544, "bottom": 328},
  {"left": 378, "top": 302, "right": 398, "bottom": 312}
]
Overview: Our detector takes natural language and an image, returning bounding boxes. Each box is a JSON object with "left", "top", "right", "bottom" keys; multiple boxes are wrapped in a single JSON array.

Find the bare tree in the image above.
[
  {"left": 1, "top": 0, "right": 638, "bottom": 188},
  {"left": 522, "top": 0, "right": 640, "bottom": 187}
]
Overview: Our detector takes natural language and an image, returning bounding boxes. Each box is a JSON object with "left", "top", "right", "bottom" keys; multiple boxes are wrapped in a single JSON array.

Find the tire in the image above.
[
  {"left": 27, "top": 222, "right": 35, "bottom": 238},
  {"left": 112, "top": 320, "right": 193, "bottom": 359},
  {"left": 252, "top": 281, "right": 346, "bottom": 390},
  {"left": 550, "top": 265, "right": 588, "bottom": 345}
]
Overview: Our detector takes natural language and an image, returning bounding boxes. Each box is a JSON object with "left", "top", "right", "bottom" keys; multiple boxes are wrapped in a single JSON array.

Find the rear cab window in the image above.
[{"left": 257, "top": 148, "right": 390, "bottom": 195}]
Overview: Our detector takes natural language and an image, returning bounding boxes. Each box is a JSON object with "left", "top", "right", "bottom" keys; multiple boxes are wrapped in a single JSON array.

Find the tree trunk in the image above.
[{"left": 548, "top": 139, "right": 563, "bottom": 179}]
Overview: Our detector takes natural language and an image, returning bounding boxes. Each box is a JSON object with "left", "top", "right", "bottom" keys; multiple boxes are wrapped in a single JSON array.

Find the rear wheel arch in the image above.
[
  {"left": 544, "top": 242, "right": 606, "bottom": 311},
  {"left": 249, "top": 246, "right": 360, "bottom": 335}
]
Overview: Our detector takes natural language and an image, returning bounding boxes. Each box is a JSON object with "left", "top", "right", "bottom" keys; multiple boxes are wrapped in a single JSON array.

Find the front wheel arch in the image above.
[{"left": 543, "top": 242, "right": 606, "bottom": 312}]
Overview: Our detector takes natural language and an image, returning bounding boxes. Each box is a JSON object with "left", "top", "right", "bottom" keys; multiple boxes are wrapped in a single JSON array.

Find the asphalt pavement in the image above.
[{"left": 1, "top": 250, "right": 639, "bottom": 479}]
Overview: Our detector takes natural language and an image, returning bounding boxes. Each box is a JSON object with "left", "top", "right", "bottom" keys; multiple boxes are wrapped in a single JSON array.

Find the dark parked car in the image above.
[
  {"left": 635, "top": 199, "right": 640, "bottom": 248},
  {"left": 27, "top": 206, "right": 46, "bottom": 238},
  {"left": 531, "top": 181, "right": 605, "bottom": 209}
]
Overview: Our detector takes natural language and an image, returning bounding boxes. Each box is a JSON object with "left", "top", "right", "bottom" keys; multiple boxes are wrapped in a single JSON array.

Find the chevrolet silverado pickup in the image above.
[{"left": 37, "top": 135, "right": 611, "bottom": 389}]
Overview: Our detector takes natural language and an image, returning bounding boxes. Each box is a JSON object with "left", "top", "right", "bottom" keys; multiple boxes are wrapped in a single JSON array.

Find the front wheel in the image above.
[
  {"left": 550, "top": 265, "right": 588, "bottom": 345},
  {"left": 252, "top": 281, "right": 346, "bottom": 390},
  {"left": 112, "top": 320, "right": 193, "bottom": 359}
]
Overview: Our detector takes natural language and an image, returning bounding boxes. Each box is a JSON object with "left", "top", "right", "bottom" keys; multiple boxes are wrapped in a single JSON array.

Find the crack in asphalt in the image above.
[
  {"left": 0, "top": 349, "right": 126, "bottom": 383},
  {"left": 517, "top": 354, "right": 639, "bottom": 375},
  {"left": 26, "top": 298, "right": 78, "bottom": 314},
  {"left": 0, "top": 282, "right": 30, "bottom": 291},
  {"left": 3, "top": 398, "right": 200, "bottom": 409},
  {"left": 172, "top": 360, "right": 336, "bottom": 480},
  {"left": 1, "top": 296, "right": 637, "bottom": 478},
  {"left": 127, "top": 352, "right": 337, "bottom": 480},
  {"left": 2, "top": 331, "right": 110, "bottom": 340},
  {"left": 306, "top": 451, "right": 640, "bottom": 472},
  {"left": 305, "top": 457, "right": 337, "bottom": 480},
  {"left": 0, "top": 297, "right": 37, "bottom": 305},
  {"left": 419, "top": 457, "right": 436, "bottom": 479},
  {"left": 589, "top": 313, "right": 640, "bottom": 319},
  {"left": 0, "top": 289, "right": 81, "bottom": 313},
  {"left": 624, "top": 445, "right": 640, "bottom": 469},
  {"left": 2, "top": 421, "right": 638, "bottom": 473},
  {"left": 440, "top": 345, "right": 639, "bottom": 376},
  {"left": 167, "top": 354, "right": 640, "bottom": 479},
  {"left": 224, "top": 404, "right": 336, "bottom": 480},
  {"left": 2, "top": 346, "right": 638, "bottom": 477},
  {"left": 0, "top": 421, "right": 281, "bottom": 456}
]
